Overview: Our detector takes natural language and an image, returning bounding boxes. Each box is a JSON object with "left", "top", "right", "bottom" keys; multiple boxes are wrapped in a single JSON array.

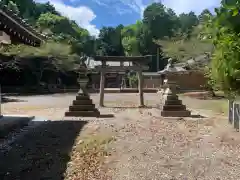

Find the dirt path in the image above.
[{"left": 1, "top": 93, "right": 240, "bottom": 179}]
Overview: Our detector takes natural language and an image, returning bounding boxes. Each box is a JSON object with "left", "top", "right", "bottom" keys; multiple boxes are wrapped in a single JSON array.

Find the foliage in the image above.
[
  {"left": 37, "top": 13, "right": 89, "bottom": 41},
  {"left": 128, "top": 74, "right": 138, "bottom": 87},
  {"left": 178, "top": 12, "right": 199, "bottom": 38},
  {"left": 96, "top": 25, "right": 124, "bottom": 56},
  {"left": 121, "top": 21, "right": 142, "bottom": 56},
  {"left": 4, "top": 0, "right": 237, "bottom": 96},
  {"left": 1, "top": 0, "right": 214, "bottom": 66},
  {"left": 156, "top": 37, "right": 213, "bottom": 62},
  {"left": 122, "top": 36, "right": 140, "bottom": 56},
  {"left": 0, "top": 0, "right": 94, "bottom": 76},
  {"left": 7, "top": 1, "right": 19, "bottom": 14},
  {"left": 1, "top": 41, "right": 79, "bottom": 71},
  {"left": 208, "top": 0, "right": 240, "bottom": 97}
]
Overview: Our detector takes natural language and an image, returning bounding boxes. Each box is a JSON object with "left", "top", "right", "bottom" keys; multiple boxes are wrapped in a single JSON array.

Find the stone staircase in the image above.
[{"left": 65, "top": 93, "right": 100, "bottom": 117}]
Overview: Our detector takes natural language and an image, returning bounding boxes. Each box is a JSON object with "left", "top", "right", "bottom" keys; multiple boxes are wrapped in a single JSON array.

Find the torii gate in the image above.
[{"left": 93, "top": 55, "right": 150, "bottom": 107}]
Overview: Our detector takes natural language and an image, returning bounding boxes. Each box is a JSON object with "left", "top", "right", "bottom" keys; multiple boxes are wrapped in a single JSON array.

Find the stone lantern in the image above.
[
  {"left": 65, "top": 58, "right": 100, "bottom": 117},
  {"left": 77, "top": 61, "right": 89, "bottom": 95},
  {"left": 158, "top": 58, "right": 191, "bottom": 117}
]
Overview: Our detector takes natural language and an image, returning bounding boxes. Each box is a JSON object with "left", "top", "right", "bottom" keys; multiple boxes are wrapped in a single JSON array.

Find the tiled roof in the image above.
[{"left": 0, "top": 3, "right": 44, "bottom": 46}]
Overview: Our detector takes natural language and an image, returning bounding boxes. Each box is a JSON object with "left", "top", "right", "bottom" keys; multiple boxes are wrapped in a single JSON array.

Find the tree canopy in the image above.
[
  {"left": 206, "top": 0, "right": 240, "bottom": 97},
  {"left": 1, "top": 1, "right": 213, "bottom": 60},
  {"left": 1, "top": 0, "right": 239, "bottom": 96}
]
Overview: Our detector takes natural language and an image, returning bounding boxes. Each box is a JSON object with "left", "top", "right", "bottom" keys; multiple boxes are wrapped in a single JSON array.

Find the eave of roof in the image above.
[{"left": 0, "top": 3, "right": 45, "bottom": 45}]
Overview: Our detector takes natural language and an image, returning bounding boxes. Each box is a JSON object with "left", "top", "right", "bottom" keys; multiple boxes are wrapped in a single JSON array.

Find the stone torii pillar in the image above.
[
  {"left": 99, "top": 60, "right": 106, "bottom": 107},
  {"left": 137, "top": 70, "right": 144, "bottom": 107}
]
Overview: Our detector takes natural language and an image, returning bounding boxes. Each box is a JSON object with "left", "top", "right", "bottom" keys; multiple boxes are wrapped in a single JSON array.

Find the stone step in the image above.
[
  {"left": 65, "top": 111, "right": 100, "bottom": 117},
  {"left": 76, "top": 95, "right": 90, "bottom": 100},
  {"left": 162, "top": 104, "right": 186, "bottom": 111},
  {"left": 164, "top": 99, "right": 182, "bottom": 105},
  {"left": 69, "top": 105, "right": 96, "bottom": 111},
  {"left": 161, "top": 110, "right": 191, "bottom": 117},
  {"left": 73, "top": 99, "right": 93, "bottom": 105},
  {"left": 164, "top": 94, "right": 179, "bottom": 101}
]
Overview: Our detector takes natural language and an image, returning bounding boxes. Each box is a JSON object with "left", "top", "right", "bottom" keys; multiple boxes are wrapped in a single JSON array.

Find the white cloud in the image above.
[
  {"left": 116, "top": 7, "right": 133, "bottom": 15},
  {"left": 34, "top": 0, "right": 221, "bottom": 33},
  {"left": 34, "top": 0, "right": 99, "bottom": 36},
  {"left": 91, "top": 0, "right": 145, "bottom": 16},
  {"left": 93, "top": 0, "right": 220, "bottom": 16},
  {"left": 161, "top": 0, "right": 221, "bottom": 15},
  {"left": 91, "top": 0, "right": 108, "bottom": 7}
]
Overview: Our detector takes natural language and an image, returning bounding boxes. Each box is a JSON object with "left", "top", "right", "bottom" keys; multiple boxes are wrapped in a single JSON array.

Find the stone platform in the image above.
[
  {"left": 65, "top": 93, "right": 100, "bottom": 117},
  {"left": 161, "top": 82, "right": 191, "bottom": 117}
]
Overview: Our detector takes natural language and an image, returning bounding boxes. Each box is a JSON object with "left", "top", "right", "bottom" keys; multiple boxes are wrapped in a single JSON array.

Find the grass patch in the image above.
[
  {"left": 178, "top": 91, "right": 228, "bottom": 115},
  {"left": 64, "top": 134, "right": 115, "bottom": 180},
  {"left": 182, "top": 97, "right": 228, "bottom": 115},
  {"left": 198, "top": 99, "right": 228, "bottom": 114}
]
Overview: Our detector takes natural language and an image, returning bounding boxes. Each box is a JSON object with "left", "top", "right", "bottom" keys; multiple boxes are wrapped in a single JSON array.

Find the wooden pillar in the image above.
[
  {"left": 138, "top": 70, "right": 144, "bottom": 107},
  {"left": 99, "top": 61, "right": 106, "bottom": 107}
]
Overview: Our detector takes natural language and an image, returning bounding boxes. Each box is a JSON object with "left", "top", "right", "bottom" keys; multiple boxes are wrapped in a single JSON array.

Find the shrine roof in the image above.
[
  {"left": 0, "top": 3, "right": 44, "bottom": 46},
  {"left": 157, "top": 66, "right": 187, "bottom": 74},
  {"left": 93, "top": 55, "right": 151, "bottom": 62}
]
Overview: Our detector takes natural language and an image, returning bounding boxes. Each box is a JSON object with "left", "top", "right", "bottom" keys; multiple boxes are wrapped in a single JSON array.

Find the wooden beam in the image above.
[
  {"left": 93, "top": 55, "right": 151, "bottom": 62},
  {"left": 95, "top": 65, "right": 148, "bottom": 72}
]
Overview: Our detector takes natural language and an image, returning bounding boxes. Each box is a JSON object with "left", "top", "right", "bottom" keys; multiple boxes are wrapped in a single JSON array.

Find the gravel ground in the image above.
[
  {"left": 102, "top": 109, "right": 240, "bottom": 180},
  {"left": 1, "top": 93, "right": 239, "bottom": 180}
]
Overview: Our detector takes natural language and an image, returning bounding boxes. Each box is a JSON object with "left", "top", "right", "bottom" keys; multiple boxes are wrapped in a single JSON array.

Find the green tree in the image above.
[
  {"left": 122, "top": 36, "right": 140, "bottom": 56},
  {"left": 7, "top": 1, "right": 19, "bottom": 15},
  {"left": 121, "top": 21, "right": 142, "bottom": 56},
  {"left": 198, "top": 9, "right": 212, "bottom": 23},
  {"left": 209, "top": 0, "right": 240, "bottom": 96},
  {"left": 143, "top": 3, "right": 176, "bottom": 39},
  {"left": 37, "top": 13, "right": 89, "bottom": 41},
  {"left": 97, "top": 26, "right": 124, "bottom": 56},
  {"left": 179, "top": 12, "right": 199, "bottom": 38}
]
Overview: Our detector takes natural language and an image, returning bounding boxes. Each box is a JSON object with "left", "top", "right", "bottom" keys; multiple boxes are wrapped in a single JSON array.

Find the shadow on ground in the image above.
[
  {"left": 1, "top": 97, "right": 25, "bottom": 104},
  {"left": 99, "top": 114, "right": 115, "bottom": 118},
  {"left": 0, "top": 120, "right": 87, "bottom": 180},
  {"left": 104, "top": 105, "right": 156, "bottom": 109},
  {"left": 190, "top": 114, "right": 206, "bottom": 118}
]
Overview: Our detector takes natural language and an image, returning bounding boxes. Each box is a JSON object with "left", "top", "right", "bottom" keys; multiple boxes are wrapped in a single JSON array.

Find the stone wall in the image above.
[
  {"left": 143, "top": 75, "right": 162, "bottom": 88},
  {"left": 143, "top": 71, "right": 207, "bottom": 90},
  {"left": 90, "top": 70, "right": 207, "bottom": 90},
  {"left": 167, "top": 71, "right": 207, "bottom": 90}
]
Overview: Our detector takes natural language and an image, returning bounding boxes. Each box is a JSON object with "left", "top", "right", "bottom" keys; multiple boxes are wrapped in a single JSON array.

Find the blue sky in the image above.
[{"left": 35, "top": 0, "right": 221, "bottom": 36}]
